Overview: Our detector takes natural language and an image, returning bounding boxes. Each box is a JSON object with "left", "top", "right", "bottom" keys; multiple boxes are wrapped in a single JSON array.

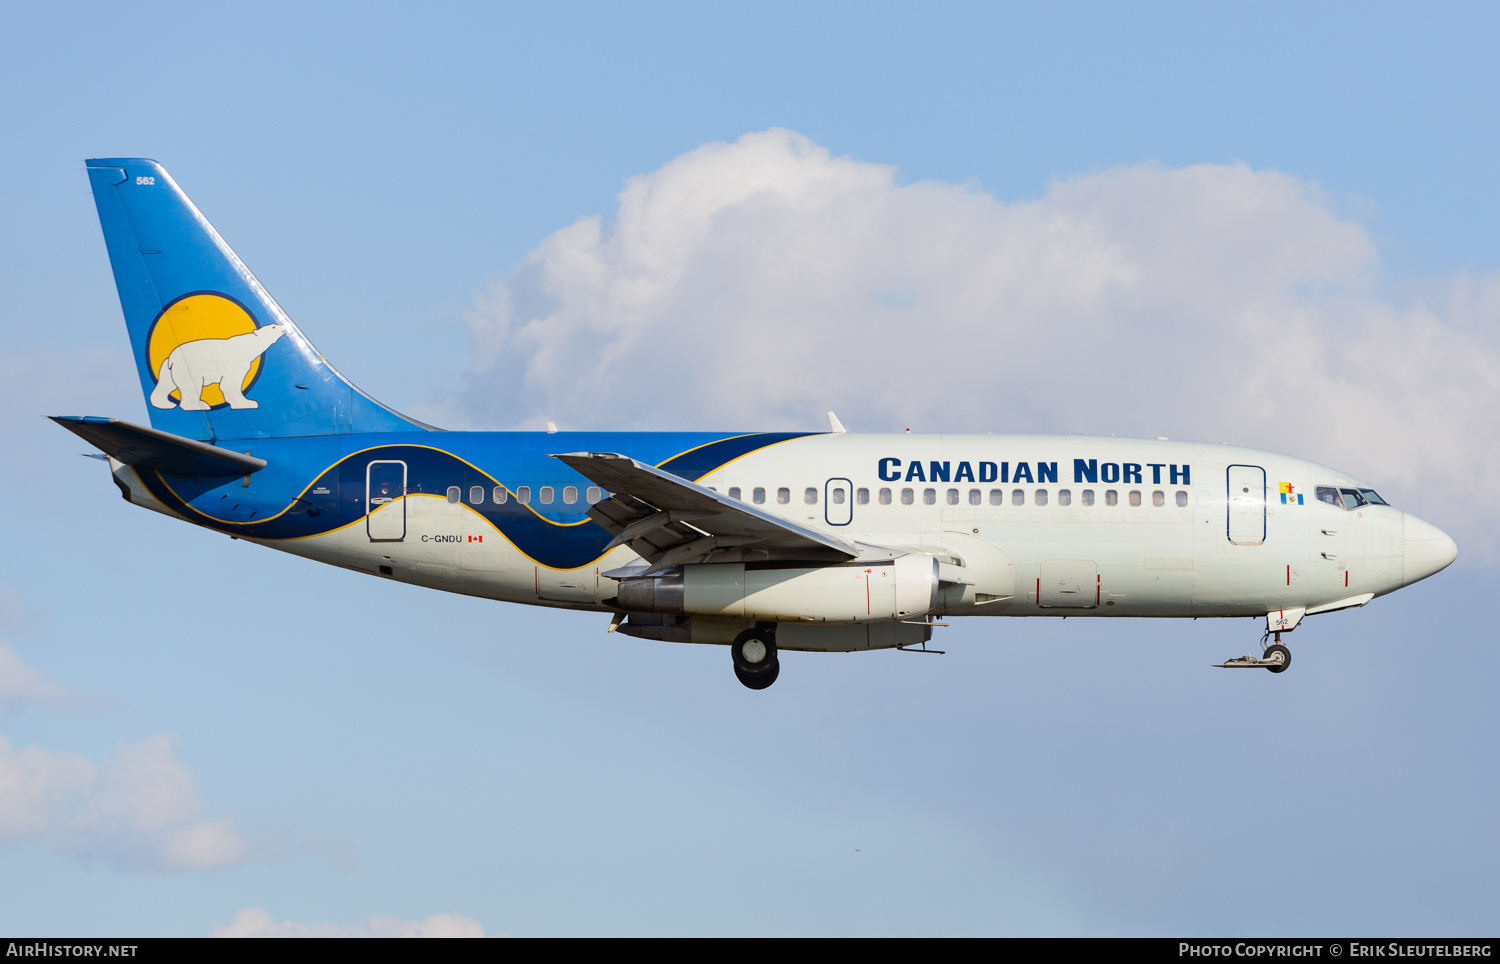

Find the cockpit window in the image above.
[{"left": 1318, "top": 485, "right": 1390, "bottom": 509}]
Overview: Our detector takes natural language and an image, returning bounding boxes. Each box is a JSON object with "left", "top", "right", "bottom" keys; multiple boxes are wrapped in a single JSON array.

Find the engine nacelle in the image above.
[{"left": 615, "top": 555, "right": 940, "bottom": 623}]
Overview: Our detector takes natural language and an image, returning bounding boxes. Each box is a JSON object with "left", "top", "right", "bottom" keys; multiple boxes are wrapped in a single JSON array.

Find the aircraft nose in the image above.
[{"left": 1403, "top": 513, "right": 1458, "bottom": 587}]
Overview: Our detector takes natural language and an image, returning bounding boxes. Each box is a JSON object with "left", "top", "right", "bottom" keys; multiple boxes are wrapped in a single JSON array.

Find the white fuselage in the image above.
[{"left": 117, "top": 433, "right": 1455, "bottom": 651}]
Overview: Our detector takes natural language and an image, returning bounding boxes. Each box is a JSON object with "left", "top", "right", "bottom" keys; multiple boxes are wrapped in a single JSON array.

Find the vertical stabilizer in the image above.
[{"left": 84, "top": 159, "right": 430, "bottom": 440}]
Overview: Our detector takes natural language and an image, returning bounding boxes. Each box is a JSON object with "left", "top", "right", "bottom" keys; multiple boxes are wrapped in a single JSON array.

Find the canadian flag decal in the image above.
[{"left": 468, "top": 535, "right": 483, "bottom": 543}]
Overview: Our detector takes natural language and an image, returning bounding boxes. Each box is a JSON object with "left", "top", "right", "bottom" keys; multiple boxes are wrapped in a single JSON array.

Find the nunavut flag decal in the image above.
[{"left": 1279, "top": 483, "right": 1304, "bottom": 505}]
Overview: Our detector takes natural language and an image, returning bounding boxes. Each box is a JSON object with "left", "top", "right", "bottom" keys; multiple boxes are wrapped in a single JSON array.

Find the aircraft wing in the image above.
[{"left": 552, "top": 452, "right": 859, "bottom": 571}]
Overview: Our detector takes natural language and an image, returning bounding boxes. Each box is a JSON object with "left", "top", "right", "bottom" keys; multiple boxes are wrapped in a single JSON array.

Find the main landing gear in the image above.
[
  {"left": 732, "top": 626, "right": 780, "bottom": 690},
  {"left": 1215, "top": 632, "right": 1292, "bottom": 673}
]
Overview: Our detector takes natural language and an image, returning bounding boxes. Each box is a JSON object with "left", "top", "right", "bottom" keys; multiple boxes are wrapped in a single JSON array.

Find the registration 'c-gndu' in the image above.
[{"left": 59, "top": 159, "right": 1459, "bottom": 689}]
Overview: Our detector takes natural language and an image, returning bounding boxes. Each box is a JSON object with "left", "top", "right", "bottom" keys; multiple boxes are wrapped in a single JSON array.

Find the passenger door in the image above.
[
  {"left": 366, "top": 460, "right": 407, "bottom": 542},
  {"left": 1226, "top": 465, "right": 1266, "bottom": 546}
]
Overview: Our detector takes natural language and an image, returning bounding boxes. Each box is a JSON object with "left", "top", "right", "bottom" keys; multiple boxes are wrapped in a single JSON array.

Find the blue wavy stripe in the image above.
[
  {"left": 138, "top": 432, "right": 820, "bottom": 569},
  {"left": 656, "top": 432, "right": 816, "bottom": 480}
]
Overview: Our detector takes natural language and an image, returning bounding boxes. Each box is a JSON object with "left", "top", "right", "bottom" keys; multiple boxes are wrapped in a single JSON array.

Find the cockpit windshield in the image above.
[{"left": 1316, "top": 485, "right": 1391, "bottom": 509}]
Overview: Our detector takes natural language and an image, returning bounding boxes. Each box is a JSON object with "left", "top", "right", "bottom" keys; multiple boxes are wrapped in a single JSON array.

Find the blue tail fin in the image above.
[{"left": 84, "top": 158, "right": 430, "bottom": 440}]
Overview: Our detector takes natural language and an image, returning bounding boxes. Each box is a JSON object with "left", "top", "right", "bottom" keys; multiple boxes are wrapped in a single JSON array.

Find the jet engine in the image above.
[{"left": 615, "top": 554, "right": 948, "bottom": 623}]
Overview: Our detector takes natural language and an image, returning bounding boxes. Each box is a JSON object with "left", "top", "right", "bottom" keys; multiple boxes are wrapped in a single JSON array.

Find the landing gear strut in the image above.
[
  {"left": 1215, "top": 632, "right": 1293, "bottom": 673},
  {"left": 732, "top": 626, "right": 779, "bottom": 690}
]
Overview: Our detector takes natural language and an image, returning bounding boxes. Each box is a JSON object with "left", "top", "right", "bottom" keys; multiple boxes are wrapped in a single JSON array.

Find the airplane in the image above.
[{"left": 55, "top": 158, "right": 1459, "bottom": 689}]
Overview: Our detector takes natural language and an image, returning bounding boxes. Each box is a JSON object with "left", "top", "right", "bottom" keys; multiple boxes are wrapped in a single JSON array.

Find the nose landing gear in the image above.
[
  {"left": 1215, "top": 632, "right": 1292, "bottom": 673},
  {"left": 732, "top": 626, "right": 780, "bottom": 690}
]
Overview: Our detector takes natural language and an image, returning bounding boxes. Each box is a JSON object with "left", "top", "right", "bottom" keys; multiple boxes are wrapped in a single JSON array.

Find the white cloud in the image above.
[
  {"left": 0, "top": 732, "right": 248, "bottom": 871},
  {"left": 0, "top": 642, "right": 84, "bottom": 715},
  {"left": 212, "top": 907, "right": 493, "bottom": 938},
  {"left": 455, "top": 128, "right": 1500, "bottom": 552}
]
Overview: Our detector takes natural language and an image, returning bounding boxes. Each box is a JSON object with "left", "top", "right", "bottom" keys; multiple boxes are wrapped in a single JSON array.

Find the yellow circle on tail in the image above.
[{"left": 147, "top": 294, "right": 263, "bottom": 408}]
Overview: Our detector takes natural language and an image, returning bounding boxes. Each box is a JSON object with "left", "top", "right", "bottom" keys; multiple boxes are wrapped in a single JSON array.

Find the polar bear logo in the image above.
[{"left": 149, "top": 324, "right": 287, "bottom": 410}]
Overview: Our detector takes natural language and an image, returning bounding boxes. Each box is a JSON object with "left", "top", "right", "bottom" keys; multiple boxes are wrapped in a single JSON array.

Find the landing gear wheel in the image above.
[
  {"left": 734, "top": 659, "right": 780, "bottom": 690},
  {"left": 1264, "top": 643, "right": 1291, "bottom": 674},
  {"left": 731, "top": 628, "right": 779, "bottom": 690}
]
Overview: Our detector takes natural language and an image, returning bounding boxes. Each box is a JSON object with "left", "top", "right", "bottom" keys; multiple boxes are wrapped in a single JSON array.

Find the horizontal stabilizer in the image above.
[{"left": 50, "top": 416, "right": 266, "bottom": 476}]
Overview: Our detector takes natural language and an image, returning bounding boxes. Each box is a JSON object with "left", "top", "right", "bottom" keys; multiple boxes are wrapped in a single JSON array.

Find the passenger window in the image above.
[
  {"left": 1152, "top": 490, "right": 1164, "bottom": 507},
  {"left": 831, "top": 487, "right": 845, "bottom": 505},
  {"left": 563, "top": 486, "right": 578, "bottom": 504},
  {"left": 777, "top": 487, "right": 790, "bottom": 504},
  {"left": 586, "top": 486, "right": 602, "bottom": 504},
  {"left": 901, "top": 488, "right": 914, "bottom": 505},
  {"left": 857, "top": 488, "right": 869, "bottom": 505},
  {"left": 516, "top": 486, "right": 531, "bottom": 504},
  {"left": 1105, "top": 490, "right": 1118, "bottom": 506},
  {"left": 969, "top": 489, "right": 981, "bottom": 505},
  {"left": 446, "top": 486, "right": 461, "bottom": 504},
  {"left": 1058, "top": 489, "right": 1071, "bottom": 506},
  {"left": 990, "top": 489, "right": 1003, "bottom": 505},
  {"left": 540, "top": 486, "right": 555, "bottom": 505},
  {"left": 728, "top": 487, "right": 741, "bottom": 500},
  {"left": 1128, "top": 490, "right": 1141, "bottom": 507},
  {"left": 1012, "top": 489, "right": 1024, "bottom": 506},
  {"left": 1175, "top": 490, "right": 1188, "bottom": 507},
  {"left": 753, "top": 487, "right": 766, "bottom": 504},
  {"left": 922, "top": 488, "right": 935, "bottom": 505},
  {"left": 469, "top": 485, "right": 484, "bottom": 505},
  {"left": 493, "top": 486, "right": 508, "bottom": 504},
  {"left": 1035, "top": 489, "right": 1049, "bottom": 506},
  {"left": 946, "top": 488, "right": 959, "bottom": 505},
  {"left": 1082, "top": 489, "right": 1094, "bottom": 506},
  {"left": 804, "top": 487, "right": 818, "bottom": 505},
  {"left": 879, "top": 488, "right": 891, "bottom": 505}
]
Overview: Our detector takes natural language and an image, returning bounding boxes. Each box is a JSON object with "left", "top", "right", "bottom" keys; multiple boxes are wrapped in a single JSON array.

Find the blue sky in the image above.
[{"left": 2, "top": 1, "right": 1497, "bottom": 936}]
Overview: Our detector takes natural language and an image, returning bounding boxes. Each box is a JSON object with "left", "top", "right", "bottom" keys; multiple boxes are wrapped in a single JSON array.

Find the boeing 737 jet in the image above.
[{"left": 56, "top": 159, "right": 1459, "bottom": 689}]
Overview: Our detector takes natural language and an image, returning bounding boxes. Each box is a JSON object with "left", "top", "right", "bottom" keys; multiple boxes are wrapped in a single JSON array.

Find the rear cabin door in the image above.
[
  {"left": 366, "top": 460, "right": 407, "bottom": 542},
  {"left": 825, "top": 478, "right": 853, "bottom": 526},
  {"left": 1226, "top": 464, "right": 1267, "bottom": 546}
]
